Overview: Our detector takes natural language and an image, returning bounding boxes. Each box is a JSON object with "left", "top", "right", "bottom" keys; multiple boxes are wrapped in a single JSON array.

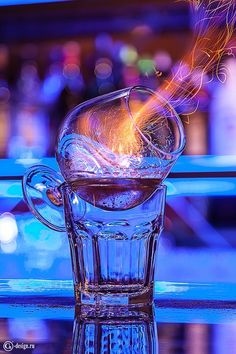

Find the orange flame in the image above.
[
  {"left": 77, "top": 0, "right": 236, "bottom": 158},
  {"left": 161, "top": 0, "right": 236, "bottom": 116}
]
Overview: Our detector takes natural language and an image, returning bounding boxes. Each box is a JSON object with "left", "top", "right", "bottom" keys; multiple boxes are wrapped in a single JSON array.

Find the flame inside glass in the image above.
[{"left": 56, "top": 86, "right": 185, "bottom": 210}]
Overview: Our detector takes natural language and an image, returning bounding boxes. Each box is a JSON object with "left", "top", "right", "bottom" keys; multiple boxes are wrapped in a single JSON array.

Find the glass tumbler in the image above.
[{"left": 22, "top": 86, "right": 185, "bottom": 309}]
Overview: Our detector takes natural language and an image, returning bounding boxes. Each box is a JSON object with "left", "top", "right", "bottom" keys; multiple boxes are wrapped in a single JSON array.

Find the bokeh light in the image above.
[
  {"left": 94, "top": 58, "right": 113, "bottom": 80},
  {"left": 138, "top": 58, "right": 155, "bottom": 75},
  {"left": 119, "top": 45, "right": 138, "bottom": 65},
  {"left": 0, "top": 213, "right": 18, "bottom": 244},
  {"left": 0, "top": 240, "right": 17, "bottom": 254},
  {"left": 154, "top": 51, "right": 172, "bottom": 72}
]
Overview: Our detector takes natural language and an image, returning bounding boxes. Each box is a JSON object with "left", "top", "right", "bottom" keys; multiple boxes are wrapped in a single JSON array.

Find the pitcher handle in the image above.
[{"left": 22, "top": 165, "right": 66, "bottom": 232}]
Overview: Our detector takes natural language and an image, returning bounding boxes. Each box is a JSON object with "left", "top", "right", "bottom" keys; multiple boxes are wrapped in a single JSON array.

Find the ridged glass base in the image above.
[
  {"left": 74, "top": 284, "right": 154, "bottom": 317},
  {"left": 75, "top": 302, "right": 153, "bottom": 320}
]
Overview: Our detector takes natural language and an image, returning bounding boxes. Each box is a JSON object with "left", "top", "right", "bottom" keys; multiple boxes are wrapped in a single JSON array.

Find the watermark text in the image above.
[{"left": 2, "top": 341, "right": 35, "bottom": 351}]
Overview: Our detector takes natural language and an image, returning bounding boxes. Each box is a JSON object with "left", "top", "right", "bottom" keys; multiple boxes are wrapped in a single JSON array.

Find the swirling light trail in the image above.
[
  {"left": 71, "top": 1, "right": 236, "bottom": 170},
  {"left": 162, "top": 0, "right": 236, "bottom": 115}
]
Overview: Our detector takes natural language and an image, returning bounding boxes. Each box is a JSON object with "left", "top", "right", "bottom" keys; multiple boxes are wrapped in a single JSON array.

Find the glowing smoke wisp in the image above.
[{"left": 161, "top": 0, "right": 236, "bottom": 116}]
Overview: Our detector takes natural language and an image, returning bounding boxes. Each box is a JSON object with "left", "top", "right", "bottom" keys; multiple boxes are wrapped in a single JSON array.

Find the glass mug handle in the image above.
[{"left": 22, "top": 165, "right": 66, "bottom": 232}]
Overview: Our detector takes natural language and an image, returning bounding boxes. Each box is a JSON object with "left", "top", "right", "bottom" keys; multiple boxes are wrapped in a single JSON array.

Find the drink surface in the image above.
[{"left": 70, "top": 178, "right": 161, "bottom": 211}]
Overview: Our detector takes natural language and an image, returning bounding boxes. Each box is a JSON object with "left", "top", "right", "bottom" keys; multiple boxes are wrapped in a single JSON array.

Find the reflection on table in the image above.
[{"left": 1, "top": 280, "right": 236, "bottom": 353}]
